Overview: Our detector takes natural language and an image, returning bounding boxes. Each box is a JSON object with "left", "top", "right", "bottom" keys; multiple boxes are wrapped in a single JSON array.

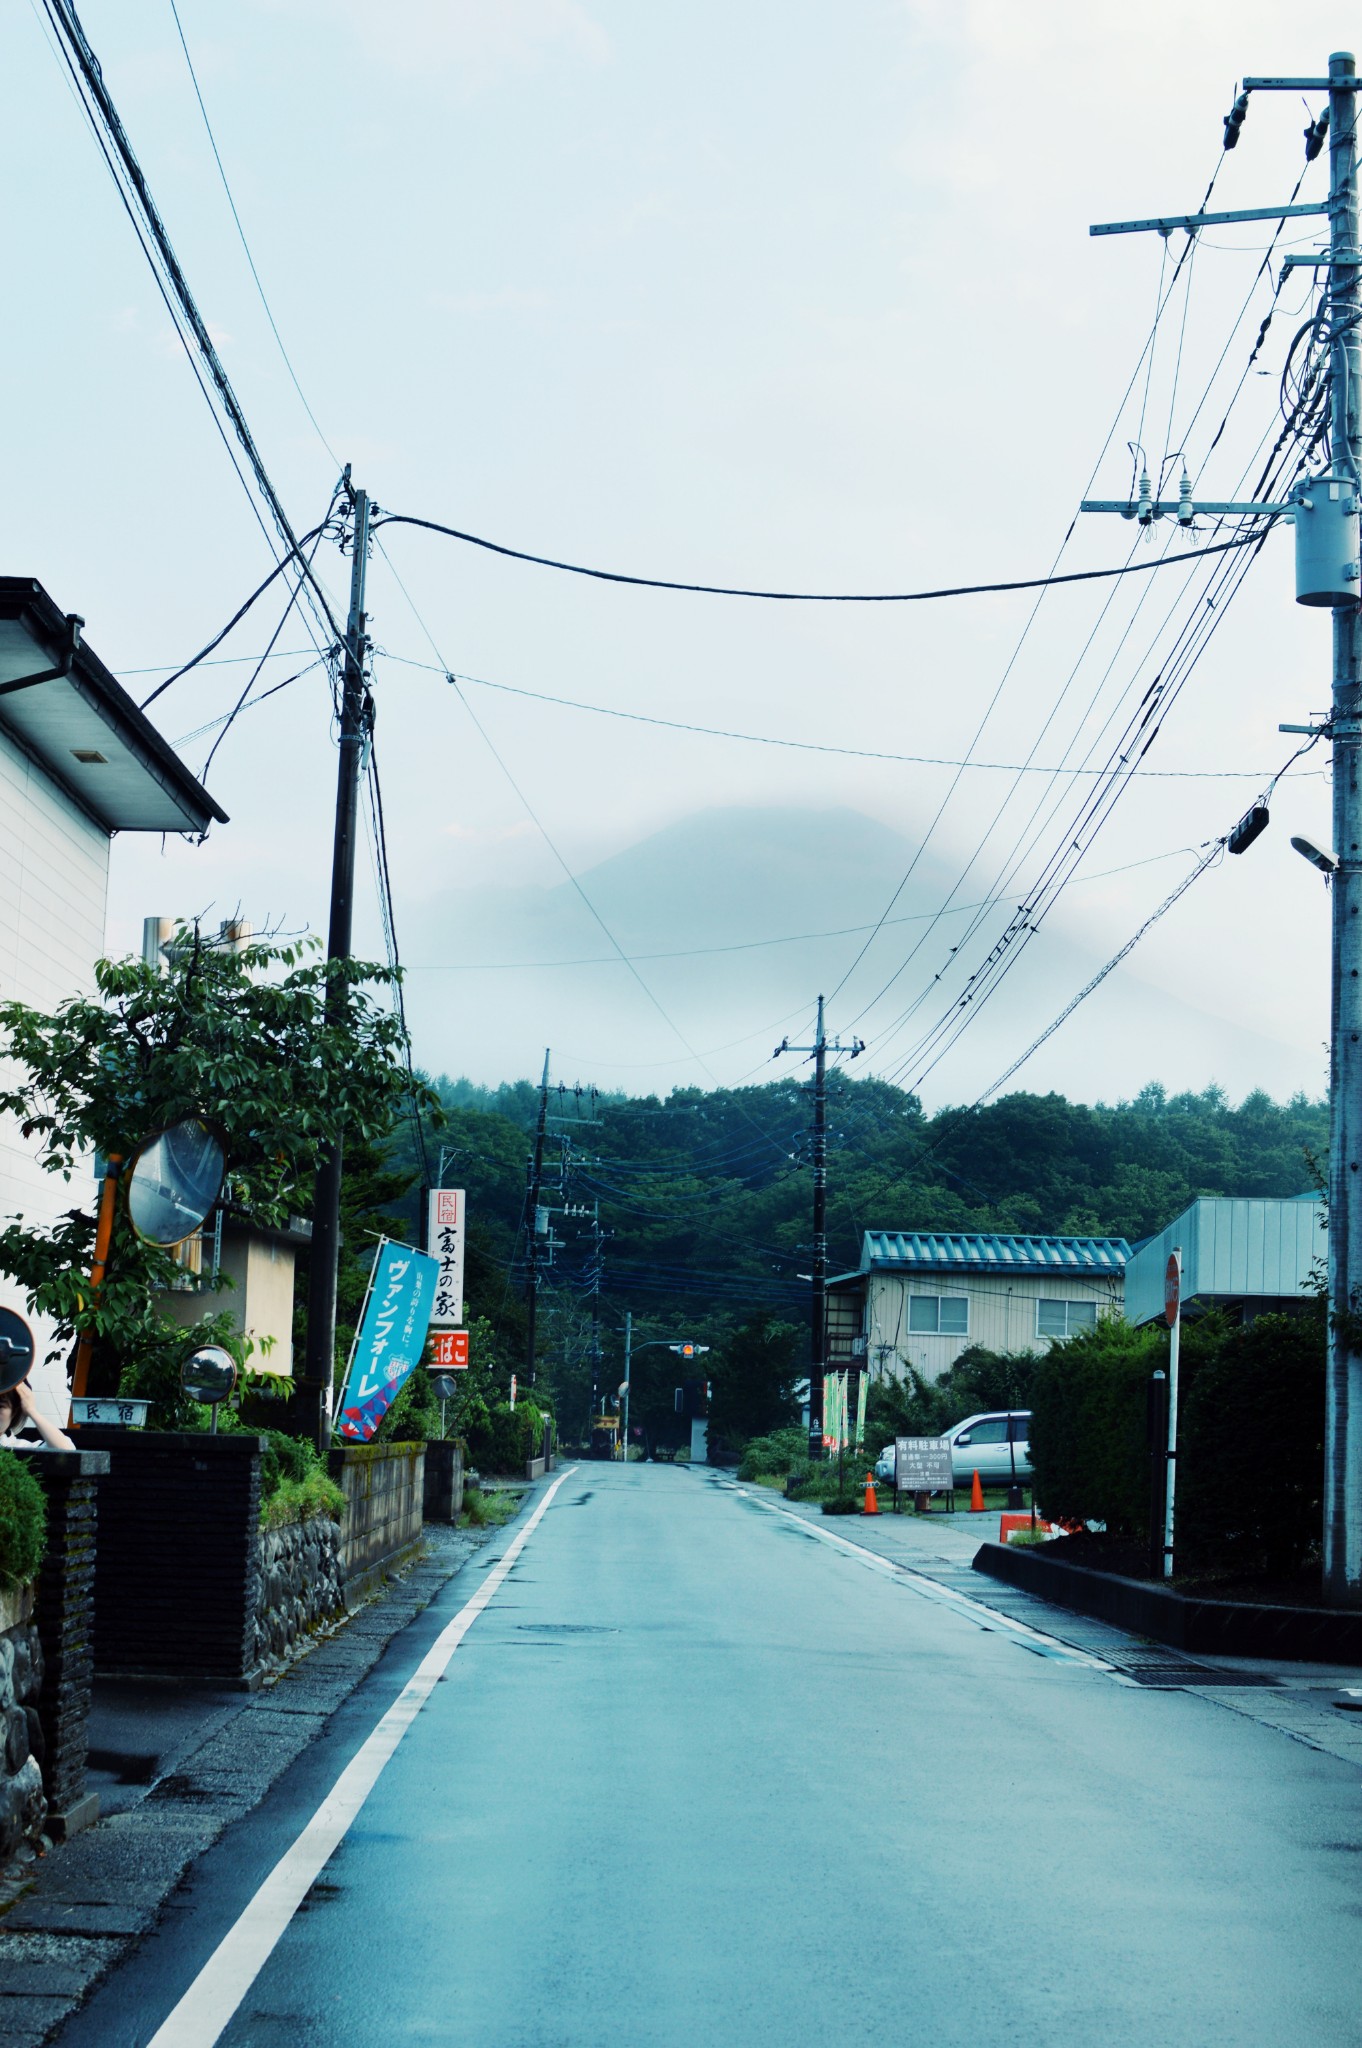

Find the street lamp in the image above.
[{"left": 620, "top": 1311, "right": 710, "bottom": 1461}]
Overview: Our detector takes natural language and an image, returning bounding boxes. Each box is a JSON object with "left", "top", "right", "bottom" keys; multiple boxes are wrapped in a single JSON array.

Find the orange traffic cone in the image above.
[
  {"left": 969, "top": 1468, "right": 985, "bottom": 1513},
  {"left": 863, "top": 1473, "right": 879, "bottom": 1515}
]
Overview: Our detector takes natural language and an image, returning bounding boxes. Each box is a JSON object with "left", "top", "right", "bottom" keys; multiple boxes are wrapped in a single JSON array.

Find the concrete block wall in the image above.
[
  {"left": 30, "top": 1451, "right": 106, "bottom": 1837},
  {"left": 329, "top": 1442, "right": 425, "bottom": 1603},
  {"left": 80, "top": 1429, "right": 264, "bottom": 1684}
]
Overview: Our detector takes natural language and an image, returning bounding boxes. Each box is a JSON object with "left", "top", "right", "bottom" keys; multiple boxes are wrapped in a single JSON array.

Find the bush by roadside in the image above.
[{"left": 0, "top": 1450, "right": 45, "bottom": 1585}]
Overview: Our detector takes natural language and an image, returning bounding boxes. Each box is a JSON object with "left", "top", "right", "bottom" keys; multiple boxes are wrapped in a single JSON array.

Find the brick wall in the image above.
[{"left": 30, "top": 1450, "right": 106, "bottom": 1838}]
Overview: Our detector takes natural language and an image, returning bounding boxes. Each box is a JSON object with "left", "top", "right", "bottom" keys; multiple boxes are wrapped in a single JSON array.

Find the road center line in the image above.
[
  {"left": 145, "top": 1466, "right": 579, "bottom": 2048},
  {"left": 709, "top": 1475, "right": 1126, "bottom": 1678}
]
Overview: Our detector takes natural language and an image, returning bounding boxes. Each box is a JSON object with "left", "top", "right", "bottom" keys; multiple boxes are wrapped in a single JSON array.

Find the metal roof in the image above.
[
  {"left": 857, "top": 1230, "right": 1131, "bottom": 1275},
  {"left": 0, "top": 578, "right": 227, "bottom": 835}
]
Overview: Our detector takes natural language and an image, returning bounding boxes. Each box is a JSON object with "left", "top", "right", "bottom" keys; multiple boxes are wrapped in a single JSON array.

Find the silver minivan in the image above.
[{"left": 945, "top": 1410, "right": 1032, "bottom": 1486}]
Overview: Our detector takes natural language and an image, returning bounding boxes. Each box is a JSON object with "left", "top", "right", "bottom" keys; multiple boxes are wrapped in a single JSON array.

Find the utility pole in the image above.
[
  {"left": 299, "top": 477, "right": 370, "bottom": 1450},
  {"left": 622, "top": 1309, "right": 632, "bottom": 1462},
  {"left": 774, "top": 996, "right": 863, "bottom": 1459},
  {"left": 1084, "top": 54, "right": 1362, "bottom": 1600},
  {"left": 1322, "top": 51, "right": 1362, "bottom": 1604},
  {"left": 525, "top": 1050, "right": 551, "bottom": 1386}
]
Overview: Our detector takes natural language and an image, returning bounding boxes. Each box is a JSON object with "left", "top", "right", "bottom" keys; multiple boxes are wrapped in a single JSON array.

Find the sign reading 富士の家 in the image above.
[{"left": 427, "top": 1188, "right": 466, "bottom": 1329}]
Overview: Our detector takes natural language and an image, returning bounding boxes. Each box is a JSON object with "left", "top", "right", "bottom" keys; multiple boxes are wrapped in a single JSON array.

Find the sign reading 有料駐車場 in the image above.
[
  {"left": 337, "top": 1238, "right": 440, "bottom": 1441},
  {"left": 428, "top": 1188, "right": 466, "bottom": 1329},
  {"left": 894, "top": 1436, "right": 954, "bottom": 1492}
]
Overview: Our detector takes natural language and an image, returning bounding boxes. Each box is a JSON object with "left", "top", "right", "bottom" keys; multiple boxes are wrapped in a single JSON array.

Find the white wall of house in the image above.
[
  {"left": 0, "top": 732, "right": 108, "bottom": 1424},
  {"left": 866, "top": 1269, "right": 1126, "bottom": 1382}
]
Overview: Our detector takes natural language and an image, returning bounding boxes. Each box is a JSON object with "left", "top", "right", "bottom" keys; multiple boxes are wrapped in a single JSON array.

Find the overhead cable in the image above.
[{"left": 372, "top": 513, "right": 1267, "bottom": 604}]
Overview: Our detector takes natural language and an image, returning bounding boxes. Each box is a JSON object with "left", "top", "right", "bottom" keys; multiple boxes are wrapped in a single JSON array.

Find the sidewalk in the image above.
[{"left": 0, "top": 1510, "right": 520, "bottom": 2048}]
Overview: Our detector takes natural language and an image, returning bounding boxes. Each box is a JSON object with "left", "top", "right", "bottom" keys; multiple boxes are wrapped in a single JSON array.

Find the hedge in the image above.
[{"left": 0, "top": 1449, "right": 46, "bottom": 1586}]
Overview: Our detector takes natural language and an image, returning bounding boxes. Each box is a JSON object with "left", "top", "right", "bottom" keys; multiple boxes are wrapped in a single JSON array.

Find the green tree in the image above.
[
  {"left": 708, "top": 1313, "right": 802, "bottom": 1453},
  {"left": 0, "top": 928, "right": 424, "bottom": 1426}
]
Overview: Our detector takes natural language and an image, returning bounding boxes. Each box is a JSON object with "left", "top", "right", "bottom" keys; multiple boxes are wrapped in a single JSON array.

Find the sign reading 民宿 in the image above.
[
  {"left": 427, "top": 1188, "right": 466, "bottom": 1329},
  {"left": 337, "top": 1238, "right": 440, "bottom": 1441},
  {"left": 894, "top": 1436, "right": 954, "bottom": 1493}
]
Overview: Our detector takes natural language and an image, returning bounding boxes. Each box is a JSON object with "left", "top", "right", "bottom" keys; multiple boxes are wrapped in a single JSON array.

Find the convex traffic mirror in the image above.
[
  {"left": 126, "top": 1118, "right": 226, "bottom": 1247},
  {"left": 0, "top": 1308, "right": 36, "bottom": 1396}
]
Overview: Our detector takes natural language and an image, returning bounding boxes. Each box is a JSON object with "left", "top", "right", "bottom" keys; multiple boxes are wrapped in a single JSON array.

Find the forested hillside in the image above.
[{"left": 381, "top": 1074, "right": 1327, "bottom": 1444}]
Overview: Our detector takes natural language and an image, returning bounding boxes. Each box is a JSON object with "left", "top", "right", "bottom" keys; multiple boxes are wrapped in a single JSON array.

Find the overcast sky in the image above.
[{"left": 7, "top": 0, "right": 1358, "bottom": 1106}]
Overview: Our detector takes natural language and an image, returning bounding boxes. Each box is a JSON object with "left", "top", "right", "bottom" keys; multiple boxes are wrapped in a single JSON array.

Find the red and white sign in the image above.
[
  {"left": 1164, "top": 1250, "right": 1182, "bottom": 1329},
  {"left": 430, "top": 1329, "right": 469, "bottom": 1370},
  {"left": 510, "top": 1372, "right": 518, "bottom": 1410},
  {"left": 427, "top": 1188, "right": 465, "bottom": 1329}
]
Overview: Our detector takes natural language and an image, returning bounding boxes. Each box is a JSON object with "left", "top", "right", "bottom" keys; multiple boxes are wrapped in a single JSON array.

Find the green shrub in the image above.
[
  {"left": 467, "top": 1400, "right": 544, "bottom": 1475},
  {"left": 261, "top": 1469, "right": 346, "bottom": 1529},
  {"left": 737, "top": 1427, "right": 810, "bottom": 1480},
  {"left": 257, "top": 1430, "right": 343, "bottom": 1526},
  {"left": 1028, "top": 1319, "right": 1163, "bottom": 1533},
  {"left": 1179, "top": 1305, "right": 1326, "bottom": 1576},
  {"left": 0, "top": 1450, "right": 46, "bottom": 1586}
]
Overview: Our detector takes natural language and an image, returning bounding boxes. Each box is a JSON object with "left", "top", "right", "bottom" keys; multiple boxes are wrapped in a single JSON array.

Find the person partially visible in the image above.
[{"left": 0, "top": 1378, "right": 75, "bottom": 1452}]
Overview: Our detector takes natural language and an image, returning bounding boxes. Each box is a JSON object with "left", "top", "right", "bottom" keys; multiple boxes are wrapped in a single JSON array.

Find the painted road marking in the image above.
[
  {"left": 712, "top": 1476, "right": 1130, "bottom": 1680},
  {"left": 146, "top": 1467, "right": 579, "bottom": 2048}
]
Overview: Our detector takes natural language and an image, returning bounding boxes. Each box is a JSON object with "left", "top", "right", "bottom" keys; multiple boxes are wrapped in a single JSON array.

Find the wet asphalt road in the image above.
[{"left": 59, "top": 1462, "right": 1362, "bottom": 2046}]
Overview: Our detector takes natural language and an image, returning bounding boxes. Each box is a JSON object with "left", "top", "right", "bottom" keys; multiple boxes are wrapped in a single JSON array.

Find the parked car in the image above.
[
  {"left": 874, "top": 1443, "right": 896, "bottom": 1482},
  {"left": 944, "top": 1411, "right": 1032, "bottom": 1486}
]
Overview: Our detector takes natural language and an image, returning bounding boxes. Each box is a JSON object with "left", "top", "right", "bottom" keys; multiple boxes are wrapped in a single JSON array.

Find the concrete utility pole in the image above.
[
  {"left": 1322, "top": 52, "right": 1362, "bottom": 1604},
  {"left": 1086, "top": 54, "right": 1362, "bottom": 1599},
  {"left": 300, "top": 478, "right": 371, "bottom": 1450},
  {"left": 525, "top": 1049, "right": 551, "bottom": 1387},
  {"left": 774, "top": 996, "right": 863, "bottom": 1459}
]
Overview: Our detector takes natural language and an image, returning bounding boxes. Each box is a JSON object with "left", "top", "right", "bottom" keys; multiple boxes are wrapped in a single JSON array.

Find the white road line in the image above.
[
  {"left": 713, "top": 1476, "right": 1126, "bottom": 1678},
  {"left": 146, "top": 1467, "right": 579, "bottom": 2048}
]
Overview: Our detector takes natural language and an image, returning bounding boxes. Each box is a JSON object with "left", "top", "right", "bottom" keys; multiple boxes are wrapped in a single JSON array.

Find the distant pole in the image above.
[
  {"left": 773, "top": 996, "right": 863, "bottom": 1459},
  {"left": 525, "top": 1049, "right": 550, "bottom": 1387},
  {"left": 1163, "top": 1247, "right": 1182, "bottom": 1579},
  {"left": 1324, "top": 48, "right": 1362, "bottom": 1603},
  {"left": 622, "top": 1310, "right": 632, "bottom": 1462},
  {"left": 811, "top": 994, "right": 828, "bottom": 1460},
  {"left": 300, "top": 479, "right": 369, "bottom": 1451}
]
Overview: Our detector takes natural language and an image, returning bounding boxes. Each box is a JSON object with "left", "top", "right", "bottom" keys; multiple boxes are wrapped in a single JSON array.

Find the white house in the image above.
[
  {"left": 0, "top": 576, "right": 225, "bottom": 1422},
  {"left": 827, "top": 1229, "right": 1131, "bottom": 1383}
]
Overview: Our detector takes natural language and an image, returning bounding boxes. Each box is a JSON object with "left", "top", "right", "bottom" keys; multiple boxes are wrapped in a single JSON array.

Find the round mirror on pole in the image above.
[
  {"left": 125, "top": 1118, "right": 226, "bottom": 1248},
  {"left": 180, "top": 1344, "right": 237, "bottom": 1432},
  {"left": 0, "top": 1308, "right": 36, "bottom": 1396}
]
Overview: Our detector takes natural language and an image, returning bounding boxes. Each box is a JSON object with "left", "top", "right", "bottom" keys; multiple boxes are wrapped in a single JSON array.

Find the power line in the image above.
[
  {"left": 39, "top": 0, "right": 345, "bottom": 653},
  {"left": 371, "top": 511, "right": 1265, "bottom": 605},
  {"left": 167, "top": 0, "right": 339, "bottom": 466}
]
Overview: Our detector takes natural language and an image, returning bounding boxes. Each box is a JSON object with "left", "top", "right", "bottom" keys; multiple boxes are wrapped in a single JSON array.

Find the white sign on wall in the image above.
[{"left": 427, "top": 1188, "right": 466, "bottom": 1329}]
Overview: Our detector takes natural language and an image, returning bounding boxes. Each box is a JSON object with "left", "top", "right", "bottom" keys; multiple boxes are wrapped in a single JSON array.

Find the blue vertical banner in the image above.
[{"left": 336, "top": 1238, "right": 440, "bottom": 1442}]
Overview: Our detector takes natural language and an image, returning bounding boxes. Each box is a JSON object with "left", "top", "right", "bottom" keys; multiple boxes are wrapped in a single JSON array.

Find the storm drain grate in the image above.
[
  {"left": 1115, "top": 1662, "right": 1278, "bottom": 1687},
  {"left": 514, "top": 1623, "right": 618, "bottom": 1635}
]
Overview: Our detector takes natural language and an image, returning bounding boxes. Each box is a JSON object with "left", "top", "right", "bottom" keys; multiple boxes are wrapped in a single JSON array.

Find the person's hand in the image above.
[{"left": 11, "top": 1379, "right": 35, "bottom": 1416}]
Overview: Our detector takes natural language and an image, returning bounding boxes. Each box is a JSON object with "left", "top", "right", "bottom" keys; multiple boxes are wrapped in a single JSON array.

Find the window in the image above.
[
  {"left": 1037, "top": 1298, "right": 1099, "bottom": 1340},
  {"left": 957, "top": 1417, "right": 1009, "bottom": 1445},
  {"left": 908, "top": 1294, "right": 968, "bottom": 1336}
]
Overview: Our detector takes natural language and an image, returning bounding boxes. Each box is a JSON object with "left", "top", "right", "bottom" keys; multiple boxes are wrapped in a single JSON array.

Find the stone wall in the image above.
[
  {"left": 252, "top": 1514, "right": 344, "bottom": 1672},
  {"left": 328, "top": 1443, "right": 425, "bottom": 1605},
  {"left": 0, "top": 1585, "right": 45, "bottom": 1861}
]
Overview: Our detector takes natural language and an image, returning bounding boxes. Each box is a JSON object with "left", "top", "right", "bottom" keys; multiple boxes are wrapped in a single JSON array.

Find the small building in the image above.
[
  {"left": 156, "top": 1215, "right": 312, "bottom": 1377},
  {"left": 827, "top": 1230, "right": 1131, "bottom": 1383},
  {"left": 0, "top": 577, "right": 225, "bottom": 1421},
  {"left": 1123, "top": 1194, "right": 1324, "bottom": 1328}
]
